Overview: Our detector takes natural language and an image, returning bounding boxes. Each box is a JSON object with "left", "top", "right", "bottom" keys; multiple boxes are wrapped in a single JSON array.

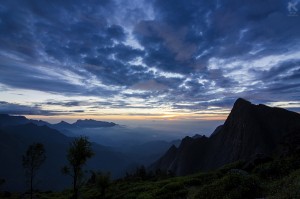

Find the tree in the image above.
[
  {"left": 62, "top": 136, "right": 94, "bottom": 199},
  {"left": 88, "top": 171, "right": 111, "bottom": 197},
  {"left": 96, "top": 172, "right": 110, "bottom": 197},
  {"left": 0, "top": 178, "right": 5, "bottom": 187},
  {"left": 22, "top": 143, "right": 46, "bottom": 199}
]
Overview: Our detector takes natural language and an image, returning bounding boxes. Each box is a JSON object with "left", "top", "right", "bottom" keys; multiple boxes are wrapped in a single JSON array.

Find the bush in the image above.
[
  {"left": 266, "top": 169, "right": 300, "bottom": 199},
  {"left": 183, "top": 172, "right": 218, "bottom": 187},
  {"left": 194, "top": 173, "right": 262, "bottom": 199},
  {"left": 155, "top": 181, "right": 188, "bottom": 199},
  {"left": 253, "top": 157, "right": 300, "bottom": 180},
  {"left": 218, "top": 161, "right": 245, "bottom": 174},
  {"left": 137, "top": 192, "right": 153, "bottom": 199}
]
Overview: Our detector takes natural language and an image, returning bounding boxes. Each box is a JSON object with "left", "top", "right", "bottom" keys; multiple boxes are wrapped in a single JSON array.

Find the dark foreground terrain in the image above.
[{"left": 1, "top": 153, "right": 300, "bottom": 199}]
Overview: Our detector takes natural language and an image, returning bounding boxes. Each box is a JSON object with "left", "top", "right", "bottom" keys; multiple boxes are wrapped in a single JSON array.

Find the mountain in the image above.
[
  {"left": 73, "top": 119, "right": 116, "bottom": 128},
  {"left": 0, "top": 114, "right": 117, "bottom": 133},
  {"left": 151, "top": 98, "right": 300, "bottom": 175},
  {"left": 120, "top": 139, "right": 181, "bottom": 166},
  {"left": 0, "top": 114, "right": 117, "bottom": 129},
  {"left": 0, "top": 121, "right": 130, "bottom": 191},
  {"left": 0, "top": 114, "right": 29, "bottom": 127},
  {"left": 51, "top": 119, "right": 117, "bottom": 130},
  {"left": 52, "top": 121, "right": 73, "bottom": 129},
  {"left": 0, "top": 114, "right": 52, "bottom": 127}
]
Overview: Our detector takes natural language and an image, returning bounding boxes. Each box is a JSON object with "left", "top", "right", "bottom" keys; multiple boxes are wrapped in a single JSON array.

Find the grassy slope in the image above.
[{"left": 2, "top": 156, "right": 300, "bottom": 199}]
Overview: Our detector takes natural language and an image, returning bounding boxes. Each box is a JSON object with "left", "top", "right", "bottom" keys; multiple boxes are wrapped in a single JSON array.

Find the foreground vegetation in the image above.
[{"left": 1, "top": 153, "right": 300, "bottom": 199}]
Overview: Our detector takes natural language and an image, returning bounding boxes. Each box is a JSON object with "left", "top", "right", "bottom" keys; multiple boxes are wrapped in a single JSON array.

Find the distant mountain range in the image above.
[
  {"left": 0, "top": 114, "right": 179, "bottom": 191},
  {"left": 0, "top": 114, "right": 117, "bottom": 130},
  {"left": 151, "top": 98, "right": 300, "bottom": 175},
  {"left": 53, "top": 119, "right": 117, "bottom": 129},
  {"left": 0, "top": 116, "right": 126, "bottom": 191}
]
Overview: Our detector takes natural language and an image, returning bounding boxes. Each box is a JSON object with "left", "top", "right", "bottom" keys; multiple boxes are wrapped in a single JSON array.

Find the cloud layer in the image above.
[{"left": 0, "top": 0, "right": 299, "bottom": 117}]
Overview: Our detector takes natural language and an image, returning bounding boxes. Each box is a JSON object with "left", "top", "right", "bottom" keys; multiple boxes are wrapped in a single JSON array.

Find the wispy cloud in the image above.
[{"left": 0, "top": 0, "right": 299, "bottom": 118}]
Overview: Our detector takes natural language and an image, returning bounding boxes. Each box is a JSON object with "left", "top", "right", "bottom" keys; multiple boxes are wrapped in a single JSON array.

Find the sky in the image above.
[{"left": 0, "top": 0, "right": 300, "bottom": 124}]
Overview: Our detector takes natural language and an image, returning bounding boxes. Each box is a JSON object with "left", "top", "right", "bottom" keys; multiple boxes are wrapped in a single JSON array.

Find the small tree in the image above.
[
  {"left": 96, "top": 172, "right": 110, "bottom": 197},
  {"left": 0, "top": 178, "right": 5, "bottom": 188},
  {"left": 22, "top": 143, "right": 46, "bottom": 199},
  {"left": 88, "top": 171, "right": 111, "bottom": 197},
  {"left": 62, "top": 136, "right": 94, "bottom": 199}
]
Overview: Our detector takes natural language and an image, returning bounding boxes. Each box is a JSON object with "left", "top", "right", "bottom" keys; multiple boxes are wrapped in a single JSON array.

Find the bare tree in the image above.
[{"left": 22, "top": 143, "right": 46, "bottom": 199}]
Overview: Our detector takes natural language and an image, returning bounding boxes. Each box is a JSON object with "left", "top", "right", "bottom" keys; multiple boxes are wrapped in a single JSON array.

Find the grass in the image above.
[{"left": 1, "top": 155, "right": 300, "bottom": 199}]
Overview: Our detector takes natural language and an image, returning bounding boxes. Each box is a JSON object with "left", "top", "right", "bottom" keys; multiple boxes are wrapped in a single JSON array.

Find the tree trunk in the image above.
[
  {"left": 30, "top": 170, "right": 33, "bottom": 199},
  {"left": 102, "top": 187, "right": 106, "bottom": 198},
  {"left": 73, "top": 168, "right": 78, "bottom": 199}
]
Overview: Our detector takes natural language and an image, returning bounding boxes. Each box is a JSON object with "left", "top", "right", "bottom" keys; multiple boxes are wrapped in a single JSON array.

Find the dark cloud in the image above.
[
  {"left": 0, "top": 0, "right": 299, "bottom": 113},
  {"left": 0, "top": 57, "right": 117, "bottom": 97},
  {"left": 134, "top": 21, "right": 198, "bottom": 74},
  {"left": 135, "top": 0, "right": 299, "bottom": 73},
  {"left": 0, "top": 101, "right": 86, "bottom": 115},
  {"left": 45, "top": 101, "right": 81, "bottom": 107},
  {"left": 0, "top": 101, "right": 64, "bottom": 116}
]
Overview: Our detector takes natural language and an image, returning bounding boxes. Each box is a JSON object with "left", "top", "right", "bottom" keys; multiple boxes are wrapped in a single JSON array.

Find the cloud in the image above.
[
  {"left": 0, "top": 0, "right": 299, "bottom": 115},
  {"left": 0, "top": 101, "right": 60, "bottom": 115},
  {"left": 131, "top": 80, "right": 168, "bottom": 91},
  {"left": 45, "top": 101, "right": 81, "bottom": 107},
  {"left": 0, "top": 56, "right": 118, "bottom": 97},
  {"left": 0, "top": 100, "right": 87, "bottom": 115}
]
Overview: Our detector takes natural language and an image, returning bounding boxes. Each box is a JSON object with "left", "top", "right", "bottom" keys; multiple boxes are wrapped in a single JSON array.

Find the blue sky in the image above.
[{"left": 0, "top": 0, "right": 299, "bottom": 122}]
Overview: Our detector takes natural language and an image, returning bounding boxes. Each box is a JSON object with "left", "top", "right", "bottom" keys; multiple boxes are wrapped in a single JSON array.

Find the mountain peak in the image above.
[
  {"left": 229, "top": 98, "right": 253, "bottom": 117},
  {"left": 152, "top": 98, "right": 300, "bottom": 176},
  {"left": 234, "top": 98, "right": 252, "bottom": 107},
  {"left": 58, "top": 121, "right": 70, "bottom": 124},
  {"left": 73, "top": 119, "right": 116, "bottom": 128}
]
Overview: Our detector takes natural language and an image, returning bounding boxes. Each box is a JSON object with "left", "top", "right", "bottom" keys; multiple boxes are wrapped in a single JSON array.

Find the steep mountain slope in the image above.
[
  {"left": 0, "top": 123, "right": 130, "bottom": 191},
  {"left": 151, "top": 98, "right": 300, "bottom": 175},
  {"left": 120, "top": 139, "right": 181, "bottom": 167}
]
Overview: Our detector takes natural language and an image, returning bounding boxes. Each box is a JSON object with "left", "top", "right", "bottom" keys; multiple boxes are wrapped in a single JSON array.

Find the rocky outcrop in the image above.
[{"left": 151, "top": 98, "right": 300, "bottom": 175}]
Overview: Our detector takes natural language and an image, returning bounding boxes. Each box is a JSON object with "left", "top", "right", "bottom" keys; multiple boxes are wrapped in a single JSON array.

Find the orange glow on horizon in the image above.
[{"left": 24, "top": 112, "right": 228, "bottom": 123}]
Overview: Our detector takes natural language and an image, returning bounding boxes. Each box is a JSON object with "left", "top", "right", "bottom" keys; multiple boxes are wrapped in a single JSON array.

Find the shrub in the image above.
[
  {"left": 253, "top": 157, "right": 300, "bottom": 180},
  {"left": 155, "top": 181, "right": 188, "bottom": 199},
  {"left": 266, "top": 169, "right": 300, "bottom": 198},
  {"left": 194, "top": 173, "right": 262, "bottom": 199}
]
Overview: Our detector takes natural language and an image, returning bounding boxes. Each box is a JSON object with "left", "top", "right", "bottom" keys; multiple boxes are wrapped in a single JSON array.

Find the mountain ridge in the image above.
[
  {"left": 151, "top": 98, "right": 300, "bottom": 175},
  {"left": 0, "top": 114, "right": 117, "bottom": 130},
  {"left": 0, "top": 122, "right": 130, "bottom": 191}
]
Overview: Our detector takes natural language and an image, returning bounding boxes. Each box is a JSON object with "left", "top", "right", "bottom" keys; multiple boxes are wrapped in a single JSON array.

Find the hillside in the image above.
[
  {"left": 0, "top": 115, "right": 181, "bottom": 192},
  {"left": 2, "top": 153, "right": 300, "bottom": 199},
  {"left": 0, "top": 123, "right": 130, "bottom": 191},
  {"left": 151, "top": 98, "right": 300, "bottom": 175}
]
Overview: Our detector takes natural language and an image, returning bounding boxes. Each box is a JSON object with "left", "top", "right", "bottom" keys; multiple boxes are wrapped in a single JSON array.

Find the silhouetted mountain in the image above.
[
  {"left": 0, "top": 114, "right": 29, "bottom": 126},
  {"left": 151, "top": 98, "right": 300, "bottom": 175},
  {"left": 30, "top": 119, "right": 51, "bottom": 126},
  {"left": 0, "top": 122, "right": 130, "bottom": 191},
  {"left": 0, "top": 114, "right": 117, "bottom": 131},
  {"left": 0, "top": 114, "right": 54, "bottom": 127},
  {"left": 121, "top": 139, "right": 181, "bottom": 166},
  {"left": 73, "top": 119, "right": 116, "bottom": 128},
  {"left": 192, "top": 134, "right": 205, "bottom": 139},
  {"left": 52, "top": 121, "right": 73, "bottom": 129},
  {"left": 51, "top": 119, "right": 117, "bottom": 130}
]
